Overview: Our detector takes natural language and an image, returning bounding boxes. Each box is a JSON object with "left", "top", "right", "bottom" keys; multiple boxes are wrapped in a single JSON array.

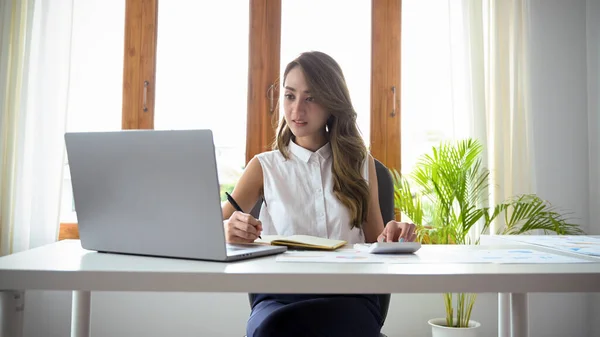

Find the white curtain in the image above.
[
  {"left": 0, "top": 0, "right": 75, "bottom": 256},
  {"left": 449, "top": 0, "right": 536, "bottom": 236}
]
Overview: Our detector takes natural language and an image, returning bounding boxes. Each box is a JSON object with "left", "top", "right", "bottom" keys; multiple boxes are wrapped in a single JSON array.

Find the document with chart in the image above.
[
  {"left": 502, "top": 235, "right": 600, "bottom": 258},
  {"left": 275, "top": 246, "right": 595, "bottom": 264}
]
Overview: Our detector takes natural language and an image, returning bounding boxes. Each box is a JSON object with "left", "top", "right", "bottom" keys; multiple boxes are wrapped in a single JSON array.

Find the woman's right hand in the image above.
[{"left": 224, "top": 211, "right": 263, "bottom": 243}]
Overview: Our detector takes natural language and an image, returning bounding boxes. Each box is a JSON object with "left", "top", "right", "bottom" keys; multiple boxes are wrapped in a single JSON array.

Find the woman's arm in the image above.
[
  {"left": 362, "top": 155, "right": 386, "bottom": 243},
  {"left": 222, "top": 156, "right": 265, "bottom": 243},
  {"left": 222, "top": 156, "right": 264, "bottom": 220}
]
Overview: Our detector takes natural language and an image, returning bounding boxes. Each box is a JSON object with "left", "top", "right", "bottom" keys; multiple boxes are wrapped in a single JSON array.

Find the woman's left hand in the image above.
[{"left": 377, "top": 221, "right": 417, "bottom": 242}]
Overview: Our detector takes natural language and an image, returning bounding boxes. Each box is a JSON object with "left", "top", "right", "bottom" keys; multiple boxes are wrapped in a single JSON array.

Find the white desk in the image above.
[{"left": 1, "top": 240, "right": 599, "bottom": 337}]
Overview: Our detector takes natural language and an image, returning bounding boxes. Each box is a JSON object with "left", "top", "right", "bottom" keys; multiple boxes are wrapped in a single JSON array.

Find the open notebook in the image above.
[{"left": 255, "top": 235, "right": 347, "bottom": 251}]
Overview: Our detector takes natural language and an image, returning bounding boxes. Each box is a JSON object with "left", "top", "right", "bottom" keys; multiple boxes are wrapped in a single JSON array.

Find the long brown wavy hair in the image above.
[{"left": 273, "top": 51, "right": 369, "bottom": 229}]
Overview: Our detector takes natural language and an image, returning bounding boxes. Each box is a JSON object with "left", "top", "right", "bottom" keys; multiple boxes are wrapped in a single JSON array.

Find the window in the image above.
[
  {"left": 153, "top": 0, "right": 249, "bottom": 201},
  {"left": 401, "top": 0, "right": 469, "bottom": 174},
  {"left": 60, "top": 0, "right": 125, "bottom": 223},
  {"left": 280, "top": 0, "right": 371, "bottom": 147},
  {"left": 58, "top": 0, "right": 404, "bottom": 234}
]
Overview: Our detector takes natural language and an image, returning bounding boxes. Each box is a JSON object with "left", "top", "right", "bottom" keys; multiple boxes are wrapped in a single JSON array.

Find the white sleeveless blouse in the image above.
[{"left": 255, "top": 140, "right": 369, "bottom": 244}]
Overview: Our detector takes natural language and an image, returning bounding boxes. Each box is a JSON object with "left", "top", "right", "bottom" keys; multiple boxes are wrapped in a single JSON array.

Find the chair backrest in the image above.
[
  {"left": 374, "top": 159, "right": 395, "bottom": 223},
  {"left": 372, "top": 158, "right": 394, "bottom": 324},
  {"left": 248, "top": 158, "right": 394, "bottom": 325}
]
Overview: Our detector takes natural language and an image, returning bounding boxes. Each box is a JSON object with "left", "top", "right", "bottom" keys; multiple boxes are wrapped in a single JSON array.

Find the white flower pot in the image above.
[{"left": 428, "top": 318, "right": 481, "bottom": 337}]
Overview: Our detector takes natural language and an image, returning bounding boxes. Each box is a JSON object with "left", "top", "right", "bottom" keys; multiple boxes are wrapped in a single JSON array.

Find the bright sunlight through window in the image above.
[
  {"left": 153, "top": 0, "right": 249, "bottom": 201},
  {"left": 281, "top": 0, "right": 371, "bottom": 149},
  {"left": 401, "top": 0, "right": 468, "bottom": 174},
  {"left": 60, "top": 0, "right": 125, "bottom": 222}
]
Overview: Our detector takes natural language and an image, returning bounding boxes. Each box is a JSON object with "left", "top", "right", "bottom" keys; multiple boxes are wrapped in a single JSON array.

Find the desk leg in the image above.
[
  {"left": 70, "top": 291, "right": 91, "bottom": 337},
  {"left": 510, "top": 293, "right": 529, "bottom": 337},
  {"left": 0, "top": 291, "right": 25, "bottom": 337},
  {"left": 498, "top": 293, "right": 510, "bottom": 337}
]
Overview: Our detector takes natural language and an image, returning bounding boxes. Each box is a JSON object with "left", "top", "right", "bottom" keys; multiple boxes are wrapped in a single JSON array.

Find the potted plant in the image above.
[{"left": 392, "top": 138, "right": 583, "bottom": 336}]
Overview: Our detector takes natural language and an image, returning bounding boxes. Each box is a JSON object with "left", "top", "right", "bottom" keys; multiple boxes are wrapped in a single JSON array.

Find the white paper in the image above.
[
  {"left": 275, "top": 247, "right": 595, "bottom": 264},
  {"left": 412, "top": 248, "right": 595, "bottom": 264},
  {"left": 503, "top": 236, "right": 600, "bottom": 258},
  {"left": 275, "top": 249, "right": 403, "bottom": 263}
]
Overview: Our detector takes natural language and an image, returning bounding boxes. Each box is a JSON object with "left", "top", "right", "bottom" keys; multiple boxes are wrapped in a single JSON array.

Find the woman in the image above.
[{"left": 222, "top": 51, "right": 416, "bottom": 337}]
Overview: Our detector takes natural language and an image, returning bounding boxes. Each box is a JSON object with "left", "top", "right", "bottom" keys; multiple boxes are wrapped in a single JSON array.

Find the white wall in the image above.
[
  {"left": 529, "top": 1, "right": 599, "bottom": 337},
  {"left": 587, "top": 0, "right": 600, "bottom": 237},
  {"left": 21, "top": 1, "right": 598, "bottom": 337},
  {"left": 586, "top": 0, "right": 600, "bottom": 336},
  {"left": 529, "top": 0, "right": 590, "bottom": 233}
]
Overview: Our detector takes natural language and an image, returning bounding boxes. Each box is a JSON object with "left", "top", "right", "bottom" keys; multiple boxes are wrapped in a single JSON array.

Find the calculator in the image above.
[{"left": 353, "top": 242, "right": 422, "bottom": 254}]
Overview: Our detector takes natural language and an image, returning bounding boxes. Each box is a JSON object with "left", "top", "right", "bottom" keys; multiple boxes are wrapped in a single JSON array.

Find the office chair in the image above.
[{"left": 247, "top": 159, "right": 394, "bottom": 337}]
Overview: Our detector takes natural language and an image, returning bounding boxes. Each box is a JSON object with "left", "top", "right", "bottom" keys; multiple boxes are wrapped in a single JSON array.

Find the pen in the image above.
[{"left": 225, "top": 192, "right": 261, "bottom": 239}]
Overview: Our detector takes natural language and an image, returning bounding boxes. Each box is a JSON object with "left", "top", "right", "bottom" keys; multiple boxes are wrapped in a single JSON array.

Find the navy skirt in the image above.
[{"left": 246, "top": 294, "right": 383, "bottom": 337}]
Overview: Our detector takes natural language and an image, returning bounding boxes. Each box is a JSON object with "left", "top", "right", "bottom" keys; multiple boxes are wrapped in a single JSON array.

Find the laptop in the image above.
[{"left": 64, "top": 129, "right": 286, "bottom": 262}]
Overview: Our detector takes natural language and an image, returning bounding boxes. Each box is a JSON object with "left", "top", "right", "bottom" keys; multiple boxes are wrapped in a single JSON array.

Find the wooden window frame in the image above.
[
  {"left": 122, "top": 0, "right": 157, "bottom": 130},
  {"left": 246, "top": 0, "right": 282, "bottom": 164},
  {"left": 58, "top": 0, "right": 402, "bottom": 240},
  {"left": 371, "top": 0, "right": 402, "bottom": 172}
]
